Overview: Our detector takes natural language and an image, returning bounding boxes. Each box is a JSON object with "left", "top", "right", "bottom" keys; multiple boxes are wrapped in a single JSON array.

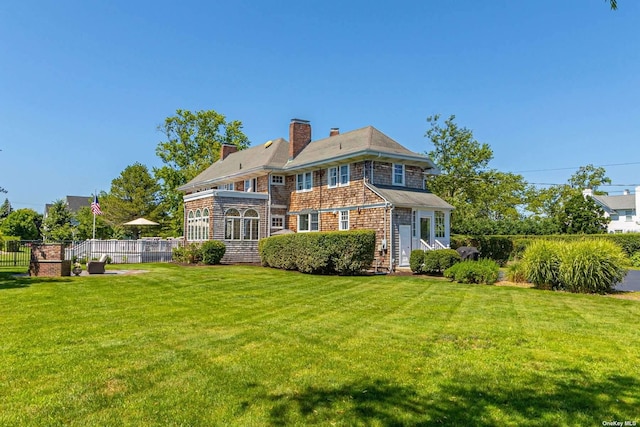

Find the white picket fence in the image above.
[{"left": 65, "top": 238, "right": 183, "bottom": 264}]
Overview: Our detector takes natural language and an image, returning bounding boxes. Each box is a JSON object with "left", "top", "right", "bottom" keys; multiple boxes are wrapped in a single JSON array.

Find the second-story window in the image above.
[
  {"left": 271, "top": 175, "right": 284, "bottom": 185},
  {"left": 244, "top": 178, "right": 257, "bottom": 192},
  {"left": 296, "top": 172, "right": 313, "bottom": 192},
  {"left": 393, "top": 164, "right": 405, "bottom": 186},
  {"left": 328, "top": 165, "right": 350, "bottom": 188}
]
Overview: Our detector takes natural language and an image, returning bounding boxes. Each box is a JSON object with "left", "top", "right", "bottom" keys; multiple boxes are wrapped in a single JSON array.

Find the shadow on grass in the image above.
[
  {"left": 0, "top": 271, "right": 73, "bottom": 289},
  {"left": 267, "top": 372, "right": 639, "bottom": 425}
]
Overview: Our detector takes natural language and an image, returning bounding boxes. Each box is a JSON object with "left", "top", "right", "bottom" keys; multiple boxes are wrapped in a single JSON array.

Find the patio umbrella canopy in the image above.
[{"left": 123, "top": 217, "right": 159, "bottom": 226}]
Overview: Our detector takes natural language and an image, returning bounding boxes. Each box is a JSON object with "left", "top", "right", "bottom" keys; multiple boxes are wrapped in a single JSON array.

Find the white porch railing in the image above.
[{"left": 420, "top": 239, "right": 450, "bottom": 251}]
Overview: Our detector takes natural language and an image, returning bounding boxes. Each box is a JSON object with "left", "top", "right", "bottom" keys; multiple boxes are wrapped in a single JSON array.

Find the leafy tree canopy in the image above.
[
  {"left": 0, "top": 208, "right": 42, "bottom": 240},
  {"left": 568, "top": 164, "right": 611, "bottom": 193},
  {"left": 154, "top": 109, "right": 250, "bottom": 235},
  {"left": 41, "top": 200, "right": 74, "bottom": 241},
  {"left": 425, "top": 114, "right": 532, "bottom": 232},
  {"left": 75, "top": 206, "right": 114, "bottom": 240},
  {"left": 0, "top": 198, "right": 12, "bottom": 220},
  {"left": 559, "top": 194, "right": 609, "bottom": 234},
  {"left": 102, "top": 162, "right": 161, "bottom": 238}
]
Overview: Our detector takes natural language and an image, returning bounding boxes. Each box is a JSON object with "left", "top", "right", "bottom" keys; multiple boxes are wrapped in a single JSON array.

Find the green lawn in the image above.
[{"left": 1, "top": 264, "right": 639, "bottom": 426}]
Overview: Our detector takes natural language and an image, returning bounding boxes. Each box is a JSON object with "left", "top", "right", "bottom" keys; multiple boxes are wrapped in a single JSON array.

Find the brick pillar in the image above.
[{"left": 29, "top": 243, "right": 71, "bottom": 277}]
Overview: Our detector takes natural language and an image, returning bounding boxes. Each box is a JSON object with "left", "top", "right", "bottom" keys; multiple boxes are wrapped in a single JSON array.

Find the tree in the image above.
[
  {"left": 425, "top": 114, "right": 531, "bottom": 233},
  {"left": 154, "top": 109, "right": 250, "bottom": 235},
  {"left": 559, "top": 194, "right": 609, "bottom": 234},
  {"left": 101, "top": 163, "right": 161, "bottom": 238},
  {"left": 609, "top": 0, "right": 617, "bottom": 10},
  {"left": 0, "top": 208, "right": 42, "bottom": 240},
  {"left": 0, "top": 198, "right": 12, "bottom": 220},
  {"left": 74, "top": 206, "right": 114, "bottom": 240},
  {"left": 41, "top": 200, "right": 75, "bottom": 241},
  {"left": 568, "top": 164, "right": 611, "bottom": 193}
]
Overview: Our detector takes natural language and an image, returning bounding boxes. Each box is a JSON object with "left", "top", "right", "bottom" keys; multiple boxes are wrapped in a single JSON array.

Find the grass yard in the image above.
[{"left": 1, "top": 264, "right": 639, "bottom": 426}]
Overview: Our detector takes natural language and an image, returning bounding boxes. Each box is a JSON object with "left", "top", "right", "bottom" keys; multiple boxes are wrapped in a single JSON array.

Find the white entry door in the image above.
[{"left": 399, "top": 225, "right": 412, "bottom": 266}]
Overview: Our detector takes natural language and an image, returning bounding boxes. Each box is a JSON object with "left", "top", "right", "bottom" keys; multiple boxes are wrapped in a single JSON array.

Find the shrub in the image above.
[
  {"left": 558, "top": 240, "right": 628, "bottom": 294},
  {"left": 450, "top": 235, "right": 512, "bottom": 266},
  {"left": 409, "top": 250, "right": 425, "bottom": 273},
  {"left": 259, "top": 230, "right": 375, "bottom": 275},
  {"left": 423, "top": 249, "right": 461, "bottom": 274},
  {"left": 444, "top": 259, "right": 500, "bottom": 285},
  {"left": 505, "top": 262, "right": 527, "bottom": 283},
  {"left": 200, "top": 240, "right": 226, "bottom": 265},
  {"left": 630, "top": 252, "right": 640, "bottom": 268},
  {"left": 172, "top": 243, "right": 203, "bottom": 264},
  {"left": 521, "top": 240, "right": 562, "bottom": 289}
]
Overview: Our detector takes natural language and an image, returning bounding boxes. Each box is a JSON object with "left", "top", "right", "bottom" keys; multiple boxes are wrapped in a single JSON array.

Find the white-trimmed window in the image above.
[
  {"left": 328, "top": 165, "right": 350, "bottom": 188},
  {"left": 339, "top": 210, "right": 349, "bottom": 230},
  {"left": 435, "top": 211, "right": 445, "bottom": 238},
  {"left": 298, "top": 212, "right": 319, "bottom": 232},
  {"left": 271, "top": 215, "right": 284, "bottom": 229},
  {"left": 296, "top": 172, "right": 313, "bottom": 192},
  {"left": 202, "top": 208, "right": 210, "bottom": 240},
  {"left": 271, "top": 175, "right": 284, "bottom": 185},
  {"left": 195, "top": 209, "right": 202, "bottom": 240},
  {"left": 220, "top": 183, "right": 234, "bottom": 191},
  {"left": 393, "top": 164, "right": 405, "bottom": 186},
  {"left": 625, "top": 209, "right": 634, "bottom": 222},
  {"left": 187, "top": 210, "right": 195, "bottom": 240},
  {"left": 243, "top": 209, "right": 259, "bottom": 240},
  {"left": 224, "top": 208, "right": 241, "bottom": 240},
  {"left": 244, "top": 178, "right": 257, "bottom": 192}
]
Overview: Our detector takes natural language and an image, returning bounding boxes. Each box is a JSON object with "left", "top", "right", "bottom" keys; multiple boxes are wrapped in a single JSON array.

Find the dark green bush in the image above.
[
  {"left": 259, "top": 230, "right": 375, "bottom": 275},
  {"left": 172, "top": 243, "right": 203, "bottom": 264},
  {"left": 200, "top": 240, "right": 226, "bottom": 265},
  {"left": 409, "top": 250, "right": 425, "bottom": 273},
  {"left": 451, "top": 235, "right": 512, "bottom": 266},
  {"left": 444, "top": 259, "right": 500, "bottom": 285},
  {"left": 423, "top": 249, "right": 461, "bottom": 274}
]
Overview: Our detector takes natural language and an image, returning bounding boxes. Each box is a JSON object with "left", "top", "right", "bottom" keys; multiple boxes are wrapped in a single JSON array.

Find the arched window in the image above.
[
  {"left": 187, "top": 210, "right": 195, "bottom": 240},
  {"left": 202, "top": 208, "right": 210, "bottom": 240},
  {"left": 243, "top": 209, "right": 259, "bottom": 240},
  {"left": 195, "top": 209, "right": 202, "bottom": 240},
  {"left": 225, "top": 209, "right": 241, "bottom": 240}
]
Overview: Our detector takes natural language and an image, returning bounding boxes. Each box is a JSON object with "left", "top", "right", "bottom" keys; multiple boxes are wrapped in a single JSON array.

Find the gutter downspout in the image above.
[
  {"left": 389, "top": 204, "right": 395, "bottom": 272},
  {"left": 267, "top": 173, "right": 272, "bottom": 237}
]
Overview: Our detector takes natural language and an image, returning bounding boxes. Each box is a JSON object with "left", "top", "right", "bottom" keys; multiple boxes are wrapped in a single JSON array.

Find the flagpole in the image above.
[{"left": 92, "top": 192, "right": 97, "bottom": 240}]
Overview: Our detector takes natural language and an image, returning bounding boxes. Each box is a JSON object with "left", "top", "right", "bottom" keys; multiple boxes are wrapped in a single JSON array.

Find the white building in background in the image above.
[{"left": 583, "top": 186, "right": 640, "bottom": 233}]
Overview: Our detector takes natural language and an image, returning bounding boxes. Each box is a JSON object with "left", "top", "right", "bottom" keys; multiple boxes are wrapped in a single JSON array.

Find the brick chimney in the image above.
[
  {"left": 330, "top": 128, "right": 340, "bottom": 137},
  {"left": 220, "top": 144, "right": 238, "bottom": 160},
  {"left": 289, "top": 119, "right": 311, "bottom": 159}
]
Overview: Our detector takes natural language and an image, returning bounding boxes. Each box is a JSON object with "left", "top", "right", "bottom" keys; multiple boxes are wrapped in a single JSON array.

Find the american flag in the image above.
[{"left": 91, "top": 195, "right": 103, "bottom": 215}]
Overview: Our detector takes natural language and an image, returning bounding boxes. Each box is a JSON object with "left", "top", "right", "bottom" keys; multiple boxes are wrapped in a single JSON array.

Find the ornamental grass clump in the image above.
[
  {"left": 521, "top": 240, "right": 562, "bottom": 289},
  {"left": 558, "top": 240, "right": 628, "bottom": 294}
]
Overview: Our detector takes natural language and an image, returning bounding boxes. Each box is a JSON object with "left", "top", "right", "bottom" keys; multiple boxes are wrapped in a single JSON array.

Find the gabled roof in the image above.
[
  {"left": 284, "top": 126, "right": 436, "bottom": 170},
  {"left": 179, "top": 138, "right": 289, "bottom": 191},
  {"left": 368, "top": 184, "right": 455, "bottom": 210},
  {"left": 592, "top": 194, "right": 636, "bottom": 211},
  {"left": 179, "top": 125, "right": 438, "bottom": 192},
  {"left": 44, "top": 195, "right": 91, "bottom": 217}
]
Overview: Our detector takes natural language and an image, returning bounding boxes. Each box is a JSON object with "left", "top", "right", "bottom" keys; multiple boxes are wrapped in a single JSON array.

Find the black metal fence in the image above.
[{"left": 0, "top": 239, "right": 184, "bottom": 267}]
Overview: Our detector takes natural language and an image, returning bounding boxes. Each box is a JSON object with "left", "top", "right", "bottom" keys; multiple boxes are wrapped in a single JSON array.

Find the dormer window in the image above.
[{"left": 393, "top": 164, "right": 405, "bottom": 186}]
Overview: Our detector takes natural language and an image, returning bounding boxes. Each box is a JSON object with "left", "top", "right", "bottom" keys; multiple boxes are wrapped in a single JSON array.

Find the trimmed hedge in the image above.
[
  {"left": 410, "top": 249, "right": 461, "bottom": 274},
  {"left": 451, "top": 235, "right": 512, "bottom": 266},
  {"left": 409, "top": 250, "right": 425, "bottom": 274},
  {"left": 259, "top": 230, "right": 376, "bottom": 275},
  {"left": 453, "top": 233, "right": 640, "bottom": 263},
  {"left": 444, "top": 259, "right": 500, "bottom": 285}
]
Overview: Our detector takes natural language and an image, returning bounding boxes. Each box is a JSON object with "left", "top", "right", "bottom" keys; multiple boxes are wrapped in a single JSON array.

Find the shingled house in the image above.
[{"left": 178, "top": 119, "right": 453, "bottom": 269}]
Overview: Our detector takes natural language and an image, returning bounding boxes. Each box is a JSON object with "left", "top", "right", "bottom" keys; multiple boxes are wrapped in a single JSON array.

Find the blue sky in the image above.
[{"left": 1, "top": 1, "right": 638, "bottom": 213}]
